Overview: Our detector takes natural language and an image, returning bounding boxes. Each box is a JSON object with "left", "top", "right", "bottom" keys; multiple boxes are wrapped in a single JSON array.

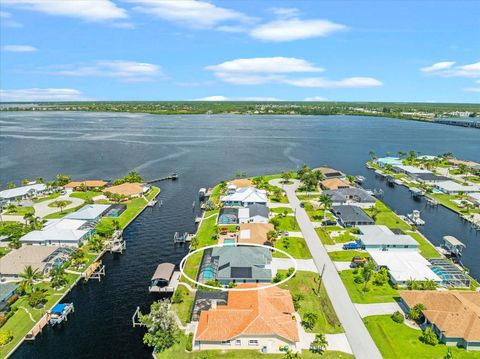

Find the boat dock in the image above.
[
  {"left": 145, "top": 172, "right": 178, "bottom": 184},
  {"left": 49, "top": 303, "right": 74, "bottom": 326},
  {"left": 148, "top": 263, "right": 181, "bottom": 293},
  {"left": 147, "top": 199, "right": 158, "bottom": 207},
  {"left": 173, "top": 231, "right": 190, "bottom": 243},
  {"left": 25, "top": 313, "right": 50, "bottom": 340},
  {"left": 82, "top": 261, "right": 105, "bottom": 282}
]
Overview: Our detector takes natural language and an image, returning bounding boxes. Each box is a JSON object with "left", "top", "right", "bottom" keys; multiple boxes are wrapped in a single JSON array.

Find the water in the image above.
[{"left": 1, "top": 112, "right": 479, "bottom": 359}]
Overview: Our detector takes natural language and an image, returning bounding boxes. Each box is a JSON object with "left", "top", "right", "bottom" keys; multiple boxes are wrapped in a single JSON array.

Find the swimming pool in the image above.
[{"left": 223, "top": 239, "right": 235, "bottom": 245}]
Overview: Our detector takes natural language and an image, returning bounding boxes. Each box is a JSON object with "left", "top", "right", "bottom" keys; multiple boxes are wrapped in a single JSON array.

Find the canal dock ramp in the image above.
[{"left": 145, "top": 172, "right": 178, "bottom": 184}]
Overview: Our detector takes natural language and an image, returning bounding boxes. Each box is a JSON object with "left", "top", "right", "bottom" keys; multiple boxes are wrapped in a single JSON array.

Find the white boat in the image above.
[
  {"left": 355, "top": 175, "right": 366, "bottom": 184},
  {"left": 147, "top": 199, "right": 157, "bottom": 207},
  {"left": 406, "top": 210, "right": 425, "bottom": 225}
]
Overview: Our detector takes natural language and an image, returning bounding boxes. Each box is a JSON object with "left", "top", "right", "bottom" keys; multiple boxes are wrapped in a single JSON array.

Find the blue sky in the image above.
[{"left": 0, "top": 0, "right": 479, "bottom": 103}]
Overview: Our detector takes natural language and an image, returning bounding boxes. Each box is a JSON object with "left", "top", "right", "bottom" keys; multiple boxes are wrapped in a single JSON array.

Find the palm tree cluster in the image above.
[{"left": 297, "top": 165, "right": 324, "bottom": 192}]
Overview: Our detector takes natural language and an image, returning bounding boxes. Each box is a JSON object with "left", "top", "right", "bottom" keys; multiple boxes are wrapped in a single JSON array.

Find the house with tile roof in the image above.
[
  {"left": 195, "top": 284, "right": 299, "bottom": 353},
  {"left": 400, "top": 290, "right": 480, "bottom": 350}
]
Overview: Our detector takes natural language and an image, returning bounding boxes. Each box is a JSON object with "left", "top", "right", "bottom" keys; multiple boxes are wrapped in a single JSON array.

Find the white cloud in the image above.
[
  {"left": 130, "top": 0, "right": 254, "bottom": 29},
  {"left": 270, "top": 7, "right": 301, "bottom": 19},
  {"left": 0, "top": 10, "right": 22, "bottom": 27},
  {"left": 206, "top": 57, "right": 382, "bottom": 88},
  {"left": 206, "top": 57, "right": 323, "bottom": 74},
  {"left": 192, "top": 95, "right": 282, "bottom": 101},
  {"left": 2, "top": 45, "right": 37, "bottom": 52},
  {"left": 420, "top": 60, "right": 480, "bottom": 78},
  {"left": 283, "top": 77, "right": 382, "bottom": 88},
  {"left": 38, "top": 60, "right": 163, "bottom": 82},
  {"left": 0, "top": 88, "right": 88, "bottom": 102},
  {"left": 250, "top": 18, "right": 347, "bottom": 42},
  {"left": 2, "top": 0, "right": 127, "bottom": 22},
  {"left": 464, "top": 87, "right": 480, "bottom": 93},
  {"left": 304, "top": 96, "right": 328, "bottom": 101},
  {"left": 420, "top": 61, "right": 455, "bottom": 73}
]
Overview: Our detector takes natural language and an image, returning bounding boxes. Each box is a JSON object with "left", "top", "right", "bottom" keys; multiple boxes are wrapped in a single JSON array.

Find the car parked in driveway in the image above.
[{"left": 350, "top": 255, "right": 369, "bottom": 268}]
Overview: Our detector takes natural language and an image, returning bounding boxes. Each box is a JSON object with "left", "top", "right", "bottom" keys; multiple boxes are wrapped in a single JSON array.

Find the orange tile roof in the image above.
[
  {"left": 103, "top": 183, "right": 145, "bottom": 197},
  {"left": 196, "top": 284, "right": 299, "bottom": 343},
  {"left": 320, "top": 178, "right": 351, "bottom": 190},
  {"left": 448, "top": 159, "right": 480, "bottom": 167},
  {"left": 229, "top": 178, "right": 254, "bottom": 188},
  {"left": 400, "top": 290, "right": 480, "bottom": 342},
  {"left": 238, "top": 223, "right": 274, "bottom": 245},
  {"left": 64, "top": 180, "right": 108, "bottom": 188}
]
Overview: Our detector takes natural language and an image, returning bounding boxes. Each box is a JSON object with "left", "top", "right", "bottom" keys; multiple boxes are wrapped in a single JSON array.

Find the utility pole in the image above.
[{"left": 317, "top": 263, "right": 326, "bottom": 296}]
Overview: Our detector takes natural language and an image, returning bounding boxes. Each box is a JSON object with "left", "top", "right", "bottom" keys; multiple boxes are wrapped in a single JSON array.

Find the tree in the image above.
[
  {"left": 302, "top": 312, "right": 318, "bottom": 330},
  {"left": 252, "top": 176, "right": 264, "bottom": 186},
  {"left": 19, "top": 265, "right": 42, "bottom": 294},
  {"left": 368, "top": 151, "right": 377, "bottom": 160},
  {"left": 283, "top": 350, "right": 300, "bottom": 359},
  {"left": 6, "top": 182, "right": 15, "bottom": 189},
  {"left": 71, "top": 248, "right": 88, "bottom": 267},
  {"left": 23, "top": 212, "right": 34, "bottom": 226},
  {"left": 347, "top": 175, "right": 355, "bottom": 184},
  {"left": 445, "top": 348, "right": 453, "bottom": 359},
  {"left": 9, "top": 237, "right": 21, "bottom": 249},
  {"left": 139, "top": 299, "right": 179, "bottom": 353},
  {"left": 272, "top": 272, "right": 284, "bottom": 283},
  {"left": 22, "top": 179, "right": 30, "bottom": 186},
  {"left": 391, "top": 311, "right": 404, "bottom": 323},
  {"left": 297, "top": 164, "right": 310, "bottom": 178},
  {"left": 27, "top": 287, "right": 48, "bottom": 308},
  {"left": 319, "top": 194, "right": 332, "bottom": 219},
  {"left": 409, "top": 303, "right": 426, "bottom": 321},
  {"left": 281, "top": 171, "right": 293, "bottom": 184},
  {"left": 125, "top": 170, "right": 143, "bottom": 183},
  {"left": 369, "top": 204, "right": 380, "bottom": 221},
  {"left": 422, "top": 327, "right": 438, "bottom": 346},
  {"left": 310, "top": 333, "right": 328, "bottom": 354},
  {"left": 50, "top": 267, "right": 68, "bottom": 289},
  {"left": 35, "top": 177, "right": 44, "bottom": 184},
  {"left": 51, "top": 200, "right": 70, "bottom": 213},
  {"left": 55, "top": 174, "right": 71, "bottom": 186},
  {"left": 88, "top": 235, "right": 104, "bottom": 253},
  {"left": 272, "top": 187, "right": 283, "bottom": 201},
  {"left": 267, "top": 230, "right": 278, "bottom": 244}
]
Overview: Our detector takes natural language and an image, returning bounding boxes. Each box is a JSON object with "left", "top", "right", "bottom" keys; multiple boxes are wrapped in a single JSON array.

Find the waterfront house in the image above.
[
  {"left": 238, "top": 204, "right": 269, "bottom": 224},
  {"left": 367, "top": 250, "right": 441, "bottom": 286},
  {"left": 217, "top": 207, "right": 239, "bottom": 224},
  {"left": 320, "top": 178, "right": 350, "bottom": 190},
  {"left": 228, "top": 178, "right": 254, "bottom": 188},
  {"left": 323, "top": 188, "right": 376, "bottom": 208},
  {"left": 411, "top": 172, "right": 450, "bottom": 184},
  {"left": 434, "top": 180, "right": 480, "bottom": 194},
  {"left": 65, "top": 204, "right": 111, "bottom": 222},
  {"left": 238, "top": 223, "right": 274, "bottom": 245},
  {"left": 400, "top": 291, "right": 480, "bottom": 351},
  {"left": 315, "top": 167, "right": 345, "bottom": 179},
  {"left": 19, "top": 219, "right": 93, "bottom": 246},
  {"left": 357, "top": 225, "right": 419, "bottom": 250},
  {"left": 0, "top": 283, "right": 18, "bottom": 311},
  {"left": 64, "top": 180, "right": 108, "bottom": 193},
  {"left": 392, "top": 165, "right": 431, "bottom": 176},
  {"left": 221, "top": 187, "right": 267, "bottom": 207},
  {"left": 103, "top": 182, "right": 149, "bottom": 199},
  {"left": 468, "top": 193, "right": 480, "bottom": 207},
  {"left": 332, "top": 205, "right": 374, "bottom": 227},
  {"left": 0, "top": 183, "right": 47, "bottom": 205},
  {"left": 195, "top": 284, "right": 299, "bottom": 353},
  {"left": 374, "top": 157, "right": 403, "bottom": 168},
  {"left": 202, "top": 246, "right": 272, "bottom": 284},
  {"left": 0, "top": 246, "right": 74, "bottom": 281}
]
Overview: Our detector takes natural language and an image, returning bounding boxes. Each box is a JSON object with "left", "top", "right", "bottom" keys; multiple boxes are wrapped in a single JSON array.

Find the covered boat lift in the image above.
[{"left": 149, "top": 263, "right": 181, "bottom": 293}]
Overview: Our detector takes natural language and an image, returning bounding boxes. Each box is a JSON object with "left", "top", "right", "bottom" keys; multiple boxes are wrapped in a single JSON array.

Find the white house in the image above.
[
  {"left": 65, "top": 204, "right": 111, "bottom": 222},
  {"left": 358, "top": 225, "right": 419, "bottom": 250},
  {"left": 434, "top": 181, "right": 480, "bottom": 194},
  {"left": 238, "top": 204, "right": 269, "bottom": 223},
  {"left": 20, "top": 219, "right": 93, "bottom": 246},
  {"left": 221, "top": 187, "right": 267, "bottom": 207},
  {"left": 0, "top": 183, "right": 47, "bottom": 204}
]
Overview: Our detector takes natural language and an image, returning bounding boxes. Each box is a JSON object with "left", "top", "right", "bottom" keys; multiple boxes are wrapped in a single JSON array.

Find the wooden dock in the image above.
[
  {"left": 146, "top": 173, "right": 178, "bottom": 184},
  {"left": 25, "top": 313, "right": 50, "bottom": 340},
  {"left": 82, "top": 261, "right": 105, "bottom": 282}
]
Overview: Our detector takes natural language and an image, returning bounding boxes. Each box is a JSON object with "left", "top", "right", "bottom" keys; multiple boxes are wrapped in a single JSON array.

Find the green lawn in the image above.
[
  {"left": 273, "top": 237, "right": 312, "bottom": 259},
  {"left": 339, "top": 270, "right": 399, "bottom": 304},
  {"left": 268, "top": 194, "right": 289, "bottom": 203},
  {"left": 171, "top": 286, "right": 195, "bottom": 326},
  {"left": 406, "top": 231, "right": 441, "bottom": 258},
  {"left": 156, "top": 332, "right": 353, "bottom": 359},
  {"left": 315, "top": 227, "right": 356, "bottom": 245},
  {"left": 329, "top": 250, "right": 369, "bottom": 262},
  {"left": 47, "top": 200, "right": 72, "bottom": 208},
  {"left": 32, "top": 192, "right": 61, "bottom": 203},
  {"left": 271, "top": 215, "right": 300, "bottom": 231},
  {"left": 315, "top": 227, "right": 335, "bottom": 245},
  {"left": 330, "top": 229, "right": 358, "bottom": 244},
  {"left": 269, "top": 207, "right": 293, "bottom": 214},
  {"left": 365, "top": 201, "right": 412, "bottom": 231},
  {"left": 0, "top": 273, "right": 80, "bottom": 358},
  {"left": 5, "top": 206, "right": 34, "bottom": 216},
  {"left": 0, "top": 247, "right": 11, "bottom": 257},
  {"left": 279, "top": 271, "right": 343, "bottom": 334},
  {"left": 44, "top": 203, "right": 85, "bottom": 219},
  {"left": 429, "top": 193, "right": 480, "bottom": 215},
  {"left": 364, "top": 315, "right": 480, "bottom": 359},
  {"left": 70, "top": 191, "right": 102, "bottom": 201}
]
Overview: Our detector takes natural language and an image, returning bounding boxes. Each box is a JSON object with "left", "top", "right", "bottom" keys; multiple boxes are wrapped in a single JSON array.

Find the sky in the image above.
[{"left": 0, "top": 0, "right": 479, "bottom": 103}]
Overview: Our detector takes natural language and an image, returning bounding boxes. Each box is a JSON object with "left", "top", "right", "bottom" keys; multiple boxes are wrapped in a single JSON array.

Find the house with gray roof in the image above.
[
  {"left": 410, "top": 172, "right": 450, "bottom": 184},
  {"left": 238, "top": 204, "right": 269, "bottom": 223},
  {"left": 323, "top": 188, "right": 376, "bottom": 208},
  {"left": 203, "top": 246, "right": 272, "bottom": 284},
  {"left": 332, "top": 205, "right": 374, "bottom": 227}
]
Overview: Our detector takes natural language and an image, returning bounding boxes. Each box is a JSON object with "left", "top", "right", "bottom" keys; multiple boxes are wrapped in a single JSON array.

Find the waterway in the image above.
[{"left": 0, "top": 112, "right": 478, "bottom": 359}]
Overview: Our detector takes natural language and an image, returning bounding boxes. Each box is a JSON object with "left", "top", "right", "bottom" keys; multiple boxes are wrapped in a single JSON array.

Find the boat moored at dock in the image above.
[{"left": 148, "top": 263, "right": 181, "bottom": 293}]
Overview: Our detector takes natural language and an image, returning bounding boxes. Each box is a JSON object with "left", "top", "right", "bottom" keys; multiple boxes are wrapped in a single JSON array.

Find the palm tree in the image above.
[
  {"left": 9, "top": 237, "right": 21, "bottom": 249},
  {"left": 19, "top": 265, "right": 42, "bottom": 294},
  {"left": 319, "top": 194, "right": 332, "bottom": 220},
  {"left": 50, "top": 267, "right": 68, "bottom": 289},
  {"left": 23, "top": 212, "right": 34, "bottom": 225},
  {"left": 35, "top": 177, "right": 44, "bottom": 184},
  {"left": 310, "top": 333, "right": 328, "bottom": 354},
  {"left": 368, "top": 151, "right": 376, "bottom": 160},
  {"left": 51, "top": 200, "right": 70, "bottom": 213}
]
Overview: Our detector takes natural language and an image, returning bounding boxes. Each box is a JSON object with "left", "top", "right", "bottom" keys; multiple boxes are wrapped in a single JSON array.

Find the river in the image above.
[{"left": 0, "top": 112, "right": 478, "bottom": 358}]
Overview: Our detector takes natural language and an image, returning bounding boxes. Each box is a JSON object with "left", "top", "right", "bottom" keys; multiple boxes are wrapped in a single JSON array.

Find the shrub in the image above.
[
  {"left": 391, "top": 311, "right": 404, "bottom": 323},
  {"left": 292, "top": 293, "right": 304, "bottom": 311},
  {"left": 422, "top": 327, "right": 439, "bottom": 346},
  {"left": 27, "top": 289, "right": 48, "bottom": 308},
  {"left": 171, "top": 290, "right": 183, "bottom": 304},
  {"left": 354, "top": 275, "right": 365, "bottom": 284},
  {"left": 302, "top": 312, "right": 318, "bottom": 330},
  {"left": 0, "top": 330, "right": 13, "bottom": 346},
  {"left": 186, "top": 333, "right": 193, "bottom": 352},
  {"left": 272, "top": 272, "right": 285, "bottom": 283},
  {"left": 286, "top": 267, "right": 295, "bottom": 277}
]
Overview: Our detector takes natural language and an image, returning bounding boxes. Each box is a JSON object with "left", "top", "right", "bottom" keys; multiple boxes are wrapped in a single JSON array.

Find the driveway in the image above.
[
  {"left": 33, "top": 195, "right": 84, "bottom": 218},
  {"left": 271, "top": 258, "right": 318, "bottom": 274},
  {"left": 333, "top": 262, "right": 352, "bottom": 271},
  {"left": 324, "top": 244, "right": 345, "bottom": 252},
  {"left": 267, "top": 202, "right": 292, "bottom": 208},
  {"left": 355, "top": 302, "right": 403, "bottom": 318},
  {"left": 269, "top": 178, "right": 382, "bottom": 359}
]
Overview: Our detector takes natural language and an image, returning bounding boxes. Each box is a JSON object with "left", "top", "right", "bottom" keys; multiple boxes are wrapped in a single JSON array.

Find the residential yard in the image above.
[
  {"left": 329, "top": 250, "right": 369, "bottom": 262},
  {"left": 32, "top": 192, "right": 61, "bottom": 203},
  {"left": 268, "top": 193, "right": 289, "bottom": 203},
  {"left": 339, "top": 270, "right": 399, "bottom": 304},
  {"left": 171, "top": 286, "right": 195, "bottom": 326},
  {"left": 271, "top": 215, "right": 300, "bottom": 231},
  {"left": 44, "top": 203, "right": 85, "bottom": 219},
  {"left": 364, "top": 315, "right": 480, "bottom": 359},
  {"left": 315, "top": 226, "right": 355, "bottom": 245},
  {"left": 156, "top": 332, "right": 353, "bottom": 359},
  {"left": 279, "top": 270, "right": 343, "bottom": 334},
  {"left": 365, "top": 201, "right": 412, "bottom": 231},
  {"left": 406, "top": 231, "right": 441, "bottom": 258},
  {"left": 273, "top": 236, "right": 312, "bottom": 259},
  {"left": 429, "top": 193, "right": 480, "bottom": 215},
  {"left": 315, "top": 227, "right": 335, "bottom": 245},
  {"left": 47, "top": 200, "right": 73, "bottom": 208},
  {"left": 5, "top": 206, "right": 34, "bottom": 216},
  {"left": 269, "top": 207, "right": 293, "bottom": 214},
  {"left": 70, "top": 190, "right": 102, "bottom": 202}
]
